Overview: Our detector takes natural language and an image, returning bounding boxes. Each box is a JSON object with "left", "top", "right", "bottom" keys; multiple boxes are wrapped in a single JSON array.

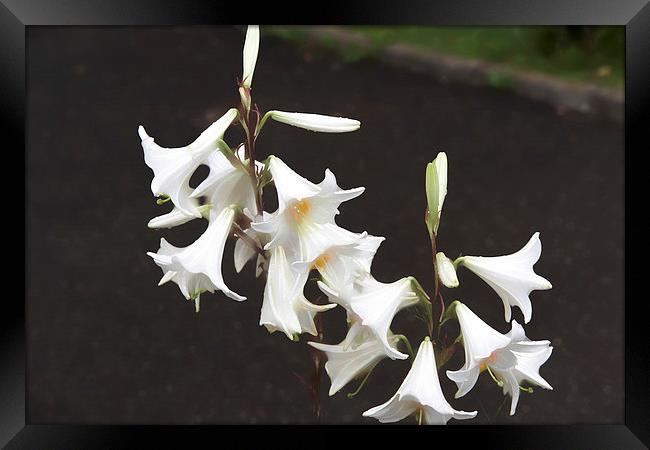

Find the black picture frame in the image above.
[{"left": 6, "top": 0, "right": 646, "bottom": 447}]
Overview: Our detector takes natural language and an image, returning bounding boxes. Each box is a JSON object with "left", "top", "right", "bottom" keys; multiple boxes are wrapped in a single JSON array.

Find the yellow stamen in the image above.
[
  {"left": 290, "top": 199, "right": 311, "bottom": 222},
  {"left": 480, "top": 351, "right": 499, "bottom": 373},
  {"left": 312, "top": 253, "right": 331, "bottom": 271}
]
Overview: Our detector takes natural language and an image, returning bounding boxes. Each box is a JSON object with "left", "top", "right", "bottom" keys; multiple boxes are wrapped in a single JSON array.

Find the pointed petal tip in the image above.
[{"left": 138, "top": 125, "right": 150, "bottom": 141}]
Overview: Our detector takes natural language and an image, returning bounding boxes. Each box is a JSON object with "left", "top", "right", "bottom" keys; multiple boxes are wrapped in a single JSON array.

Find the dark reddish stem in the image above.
[{"left": 239, "top": 87, "right": 264, "bottom": 216}]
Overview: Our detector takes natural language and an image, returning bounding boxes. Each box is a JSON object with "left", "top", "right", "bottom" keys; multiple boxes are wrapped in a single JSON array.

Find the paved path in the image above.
[{"left": 27, "top": 27, "right": 623, "bottom": 424}]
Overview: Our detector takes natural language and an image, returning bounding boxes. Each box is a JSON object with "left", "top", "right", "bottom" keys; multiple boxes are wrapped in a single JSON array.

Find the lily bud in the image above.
[
  {"left": 268, "top": 111, "right": 361, "bottom": 133},
  {"left": 239, "top": 86, "right": 251, "bottom": 112},
  {"left": 425, "top": 152, "right": 448, "bottom": 237},
  {"left": 242, "top": 25, "right": 259, "bottom": 88},
  {"left": 436, "top": 252, "right": 459, "bottom": 288}
]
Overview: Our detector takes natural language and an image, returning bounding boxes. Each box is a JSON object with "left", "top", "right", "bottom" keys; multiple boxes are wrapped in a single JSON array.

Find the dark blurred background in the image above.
[{"left": 27, "top": 26, "right": 623, "bottom": 424}]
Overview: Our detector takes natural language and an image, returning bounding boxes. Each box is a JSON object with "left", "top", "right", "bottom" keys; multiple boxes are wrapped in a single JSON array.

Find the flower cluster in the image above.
[{"left": 140, "top": 26, "right": 553, "bottom": 424}]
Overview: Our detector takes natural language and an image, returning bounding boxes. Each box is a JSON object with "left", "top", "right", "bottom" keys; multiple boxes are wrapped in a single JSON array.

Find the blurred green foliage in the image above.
[{"left": 271, "top": 26, "right": 623, "bottom": 88}]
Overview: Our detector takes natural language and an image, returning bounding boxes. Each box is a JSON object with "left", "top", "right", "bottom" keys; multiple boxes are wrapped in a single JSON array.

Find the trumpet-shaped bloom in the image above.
[
  {"left": 242, "top": 25, "right": 259, "bottom": 88},
  {"left": 294, "top": 233, "right": 384, "bottom": 307},
  {"left": 189, "top": 147, "right": 258, "bottom": 215},
  {"left": 147, "top": 207, "right": 245, "bottom": 311},
  {"left": 309, "top": 325, "right": 399, "bottom": 396},
  {"left": 456, "top": 232, "right": 552, "bottom": 323},
  {"left": 363, "top": 337, "right": 477, "bottom": 424},
  {"left": 260, "top": 246, "right": 336, "bottom": 340},
  {"left": 251, "top": 156, "right": 365, "bottom": 262},
  {"left": 493, "top": 321, "right": 553, "bottom": 415},
  {"left": 446, "top": 302, "right": 510, "bottom": 398},
  {"left": 436, "top": 252, "right": 459, "bottom": 288},
  {"left": 334, "top": 276, "right": 420, "bottom": 360},
  {"left": 268, "top": 111, "right": 360, "bottom": 133},
  {"left": 139, "top": 108, "right": 238, "bottom": 217},
  {"left": 446, "top": 302, "right": 552, "bottom": 414}
]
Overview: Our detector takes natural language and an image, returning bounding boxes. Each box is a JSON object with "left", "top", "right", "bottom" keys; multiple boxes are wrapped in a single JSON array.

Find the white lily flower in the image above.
[
  {"left": 436, "top": 252, "right": 459, "bottom": 288},
  {"left": 139, "top": 108, "right": 238, "bottom": 217},
  {"left": 425, "top": 152, "right": 448, "bottom": 236},
  {"left": 147, "top": 206, "right": 245, "bottom": 311},
  {"left": 344, "top": 276, "right": 420, "bottom": 360},
  {"left": 260, "top": 246, "right": 336, "bottom": 340},
  {"left": 311, "top": 234, "right": 384, "bottom": 286},
  {"left": 293, "top": 233, "right": 384, "bottom": 309},
  {"left": 494, "top": 321, "right": 554, "bottom": 415},
  {"left": 251, "top": 156, "right": 365, "bottom": 262},
  {"left": 445, "top": 302, "right": 510, "bottom": 398},
  {"left": 242, "top": 25, "right": 259, "bottom": 88},
  {"left": 456, "top": 232, "right": 552, "bottom": 323},
  {"left": 363, "top": 337, "right": 477, "bottom": 424},
  {"left": 268, "top": 111, "right": 360, "bottom": 133},
  {"left": 189, "top": 147, "right": 259, "bottom": 214},
  {"left": 309, "top": 326, "right": 400, "bottom": 396},
  {"left": 446, "top": 302, "right": 552, "bottom": 414}
]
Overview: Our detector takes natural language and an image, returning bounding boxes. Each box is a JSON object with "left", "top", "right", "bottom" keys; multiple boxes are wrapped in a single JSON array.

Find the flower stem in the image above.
[
  {"left": 239, "top": 94, "right": 264, "bottom": 217},
  {"left": 426, "top": 211, "right": 443, "bottom": 338}
]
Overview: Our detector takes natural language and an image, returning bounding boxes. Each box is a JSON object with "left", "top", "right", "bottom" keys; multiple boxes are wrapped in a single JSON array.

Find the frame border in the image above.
[{"left": 7, "top": 0, "right": 646, "bottom": 447}]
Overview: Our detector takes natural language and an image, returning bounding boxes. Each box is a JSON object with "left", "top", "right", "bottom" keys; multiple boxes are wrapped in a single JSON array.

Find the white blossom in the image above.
[
  {"left": 456, "top": 232, "right": 552, "bottom": 323},
  {"left": 251, "top": 156, "right": 365, "bottom": 263},
  {"left": 338, "top": 276, "right": 420, "bottom": 360},
  {"left": 147, "top": 206, "right": 245, "bottom": 311},
  {"left": 446, "top": 302, "right": 553, "bottom": 414},
  {"left": 309, "top": 324, "right": 399, "bottom": 396},
  {"left": 363, "top": 337, "right": 477, "bottom": 424},
  {"left": 139, "top": 108, "right": 238, "bottom": 217},
  {"left": 260, "top": 246, "right": 336, "bottom": 340},
  {"left": 189, "top": 147, "right": 259, "bottom": 215}
]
